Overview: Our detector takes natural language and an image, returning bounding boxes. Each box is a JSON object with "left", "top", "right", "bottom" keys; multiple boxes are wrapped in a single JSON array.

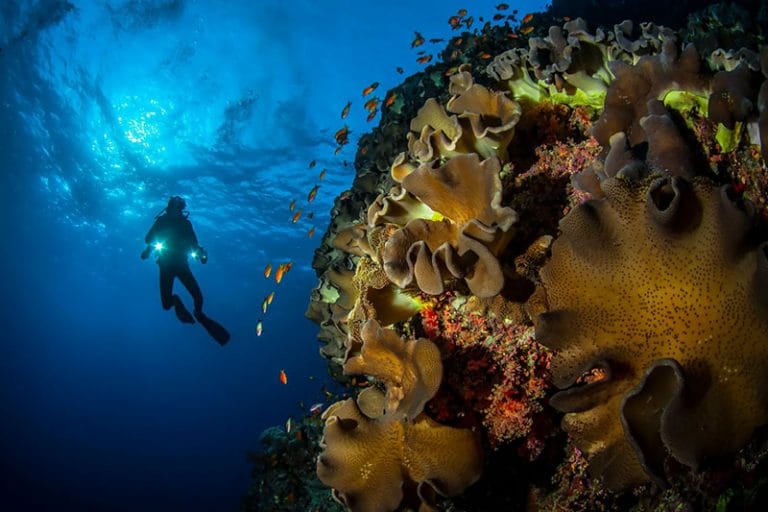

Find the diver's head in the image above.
[{"left": 167, "top": 195, "right": 186, "bottom": 215}]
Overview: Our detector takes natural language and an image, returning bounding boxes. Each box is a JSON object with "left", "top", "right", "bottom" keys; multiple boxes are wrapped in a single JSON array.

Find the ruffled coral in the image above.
[
  {"left": 381, "top": 153, "right": 517, "bottom": 298},
  {"left": 316, "top": 389, "right": 483, "bottom": 512},
  {"left": 537, "top": 175, "right": 768, "bottom": 490},
  {"left": 344, "top": 319, "right": 442, "bottom": 420},
  {"left": 407, "top": 68, "right": 521, "bottom": 163}
]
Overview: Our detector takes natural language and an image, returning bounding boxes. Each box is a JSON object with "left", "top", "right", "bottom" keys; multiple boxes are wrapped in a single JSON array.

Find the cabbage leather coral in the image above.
[
  {"left": 381, "top": 153, "right": 517, "bottom": 298},
  {"left": 316, "top": 388, "right": 483, "bottom": 512},
  {"left": 407, "top": 69, "right": 521, "bottom": 163},
  {"left": 536, "top": 175, "right": 768, "bottom": 490},
  {"left": 344, "top": 319, "right": 442, "bottom": 420}
]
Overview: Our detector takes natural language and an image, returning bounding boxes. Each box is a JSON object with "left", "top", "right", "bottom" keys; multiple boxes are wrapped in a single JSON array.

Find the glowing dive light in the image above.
[
  {"left": 190, "top": 251, "right": 198, "bottom": 259},
  {"left": 153, "top": 241, "right": 164, "bottom": 251}
]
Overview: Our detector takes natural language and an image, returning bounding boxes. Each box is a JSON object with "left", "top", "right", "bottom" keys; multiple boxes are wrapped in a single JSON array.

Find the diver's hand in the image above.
[
  {"left": 140, "top": 246, "right": 151, "bottom": 260},
  {"left": 199, "top": 247, "right": 208, "bottom": 264}
]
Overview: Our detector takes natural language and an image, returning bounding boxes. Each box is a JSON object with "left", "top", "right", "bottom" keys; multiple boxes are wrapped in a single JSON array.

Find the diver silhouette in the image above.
[{"left": 141, "top": 196, "right": 230, "bottom": 346}]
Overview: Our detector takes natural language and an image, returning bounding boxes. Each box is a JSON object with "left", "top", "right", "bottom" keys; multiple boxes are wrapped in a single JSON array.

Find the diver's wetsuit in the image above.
[{"left": 145, "top": 212, "right": 203, "bottom": 317}]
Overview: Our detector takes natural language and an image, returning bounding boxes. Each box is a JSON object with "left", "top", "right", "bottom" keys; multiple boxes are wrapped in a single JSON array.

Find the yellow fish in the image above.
[
  {"left": 289, "top": 198, "right": 296, "bottom": 212},
  {"left": 264, "top": 263, "right": 272, "bottom": 278},
  {"left": 291, "top": 210, "right": 302, "bottom": 223},
  {"left": 267, "top": 291, "right": 275, "bottom": 305},
  {"left": 261, "top": 297, "right": 269, "bottom": 314},
  {"left": 307, "top": 226, "right": 315, "bottom": 238},
  {"left": 255, "top": 319, "right": 263, "bottom": 336}
]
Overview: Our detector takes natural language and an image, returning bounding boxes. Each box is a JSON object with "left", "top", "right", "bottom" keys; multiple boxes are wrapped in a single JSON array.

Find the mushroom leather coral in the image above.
[
  {"left": 344, "top": 319, "right": 442, "bottom": 420},
  {"left": 382, "top": 153, "right": 517, "bottom": 298},
  {"left": 317, "top": 389, "right": 483, "bottom": 512},
  {"left": 537, "top": 175, "right": 768, "bottom": 490}
]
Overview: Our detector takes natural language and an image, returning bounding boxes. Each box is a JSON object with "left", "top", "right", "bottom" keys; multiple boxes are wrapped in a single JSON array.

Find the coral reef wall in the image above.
[{"left": 246, "top": 3, "right": 768, "bottom": 512}]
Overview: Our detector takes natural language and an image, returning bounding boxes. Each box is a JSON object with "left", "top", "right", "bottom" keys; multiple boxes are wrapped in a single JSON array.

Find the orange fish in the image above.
[
  {"left": 448, "top": 15, "right": 461, "bottom": 29},
  {"left": 454, "top": 38, "right": 463, "bottom": 47},
  {"left": 318, "top": 169, "right": 326, "bottom": 180},
  {"left": 334, "top": 146, "right": 343, "bottom": 155},
  {"left": 384, "top": 93, "right": 397, "bottom": 108},
  {"left": 267, "top": 291, "right": 275, "bottom": 305},
  {"left": 364, "top": 97, "right": 379, "bottom": 112},
  {"left": 279, "top": 370, "right": 287, "bottom": 385},
  {"left": 289, "top": 198, "right": 297, "bottom": 212},
  {"left": 275, "top": 265, "right": 285, "bottom": 284},
  {"left": 340, "top": 101, "right": 351, "bottom": 119},
  {"left": 396, "top": 67, "right": 404, "bottom": 74},
  {"left": 308, "top": 159, "right": 316, "bottom": 168},
  {"left": 362, "top": 82, "right": 379, "bottom": 96},
  {"left": 264, "top": 263, "right": 272, "bottom": 278},
  {"left": 508, "top": 32, "right": 519, "bottom": 39},
  {"left": 445, "top": 66, "right": 459, "bottom": 76},
  {"left": 520, "top": 25, "right": 534, "bottom": 35},
  {"left": 480, "top": 52, "right": 492, "bottom": 59},
  {"left": 416, "top": 55, "right": 432, "bottom": 64},
  {"left": 366, "top": 110, "right": 377, "bottom": 122},
  {"left": 335, "top": 126, "right": 349, "bottom": 145},
  {"left": 307, "top": 184, "right": 319, "bottom": 202},
  {"left": 411, "top": 31, "right": 424, "bottom": 48},
  {"left": 493, "top": 13, "right": 504, "bottom": 20},
  {"left": 522, "top": 13, "right": 534, "bottom": 24},
  {"left": 457, "top": 8, "right": 467, "bottom": 16},
  {"left": 307, "top": 226, "right": 315, "bottom": 238},
  {"left": 285, "top": 261, "right": 293, "bottom": 272},
  {"left": 291, "top": 210, "right": 302, "bottom": 223},
  {"left": 563, "top": 16, "right": 572, "bottom": 22},
  {"left": 496, "top": 3, "right": 509, "bottom": 10}
]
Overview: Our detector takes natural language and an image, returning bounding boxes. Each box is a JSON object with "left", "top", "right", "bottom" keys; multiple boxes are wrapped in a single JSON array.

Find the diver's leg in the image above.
[
  {"left": 160, "top": 265, "right": 194, "bottom": 323},
  {"left": 159, "top": 266, "right": 175, "bottom": 310},
  {"left": 177, "top": 268, "right": 203, "bottom": 315}
]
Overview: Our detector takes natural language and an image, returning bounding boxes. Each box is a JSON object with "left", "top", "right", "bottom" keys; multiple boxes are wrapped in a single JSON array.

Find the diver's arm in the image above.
[
  {"left": 186, "top": 220, "right": 208, "bottom": 263},
  {"left": 141, "top": 221, "right": 159, "bottom": 260}
]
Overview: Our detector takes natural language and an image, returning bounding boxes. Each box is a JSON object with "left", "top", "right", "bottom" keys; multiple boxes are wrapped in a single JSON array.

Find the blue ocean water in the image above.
[{"left": 0, "top": 1, "right": 546, "bottom": 510}]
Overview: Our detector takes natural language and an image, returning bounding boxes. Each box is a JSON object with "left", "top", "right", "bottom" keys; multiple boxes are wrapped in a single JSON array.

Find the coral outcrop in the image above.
[{"left": 290, "top": 6, "right": 768, "bottom": 512}]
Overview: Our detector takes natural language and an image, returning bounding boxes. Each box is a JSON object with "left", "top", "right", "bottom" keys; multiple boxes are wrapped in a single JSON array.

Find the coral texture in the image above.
[
  {"left": 344, "top": 319, "right": 442, "bottom": 420},
  {"left": 381, "top": 153, "right": 517, "bottom": 297},
  {"left": 537, "top": 175, "right": 768, "bottom": 490},
  {"left": 317, "top": 389, "right": 482, "bottom": 512}
]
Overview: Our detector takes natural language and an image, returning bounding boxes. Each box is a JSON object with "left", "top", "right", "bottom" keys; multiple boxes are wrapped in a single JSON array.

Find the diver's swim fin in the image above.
[{"left": 194, "top": 311, "right": 231, "bottom": 346}]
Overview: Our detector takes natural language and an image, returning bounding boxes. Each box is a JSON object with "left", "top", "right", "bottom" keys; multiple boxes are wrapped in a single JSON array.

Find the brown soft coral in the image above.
[
  {"left": 317, "top": 389, "right": 483, "bottom": 512},
  {"left": 344, "top": 319, "right": 442, "bottom": 420},
  {"left": 382, "top": 153, "right": 517, "bottom": 298},
  {"left": 536, "top": 175, "right": 768, "bottom": 490},
  {"left": 407, "top": 69, "right": 521, "bottom": 163}
]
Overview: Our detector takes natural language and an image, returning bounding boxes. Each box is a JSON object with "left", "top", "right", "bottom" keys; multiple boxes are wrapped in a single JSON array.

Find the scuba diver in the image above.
[{"left": 141, "top": 196, "right": 230, "bottom": 346}]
